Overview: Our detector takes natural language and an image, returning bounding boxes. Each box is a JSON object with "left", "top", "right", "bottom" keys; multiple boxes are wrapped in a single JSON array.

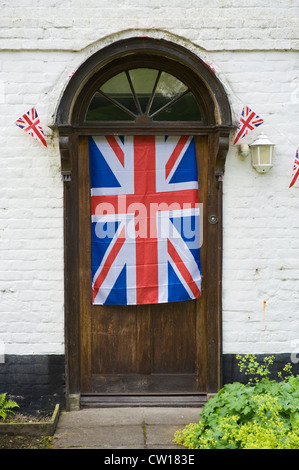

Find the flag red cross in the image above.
[
  {"left": 15, "top": 108, "right": 47, "bottom": 147},
  {"left": 22, "top": 113, "right": 47, "bottom": 147},
  {"left": 233, "top": 106, "right": 264, "bottom": 145}
]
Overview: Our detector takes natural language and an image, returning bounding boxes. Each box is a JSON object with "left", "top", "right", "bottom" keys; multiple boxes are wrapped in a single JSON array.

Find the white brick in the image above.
[{"left": 0, "top": 0, "right": 298, "bottom": 51}]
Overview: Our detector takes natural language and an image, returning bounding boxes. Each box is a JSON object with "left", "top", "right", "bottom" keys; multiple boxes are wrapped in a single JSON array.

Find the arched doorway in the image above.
[{"left": 56, "top": 37, "right": 233, "bottom": 407}]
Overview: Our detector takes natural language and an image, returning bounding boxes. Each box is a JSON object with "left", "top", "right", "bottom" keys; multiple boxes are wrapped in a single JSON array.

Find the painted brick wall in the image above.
[
  {"left": 0, "top": 1, "right": 298, "bottom": 364},
  {"left": 0, "top": 0, "right": 298, "bottom": 51},
  {"left": 0, "top": 51, "right": 66, "bottom": 355},
  {"left": 217, "top": 50, "right": 299, "bottom": 356}
]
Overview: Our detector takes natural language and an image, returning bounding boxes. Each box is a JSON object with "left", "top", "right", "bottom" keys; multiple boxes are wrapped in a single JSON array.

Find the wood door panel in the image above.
[
  {"left": 151, "top": 301, "right": 196, "bottom": 374},
  {"left": 91, "top": 301, "right": 197, "bottom": 375},
  {"left": 91, "top": 373, "right": 198, "bottom": 393},
  {"left": 92, "top": 308, "right": 138, "bottom": 374},
  {"left": 91, "top": 304, "right": 151, "bottom": 377}
]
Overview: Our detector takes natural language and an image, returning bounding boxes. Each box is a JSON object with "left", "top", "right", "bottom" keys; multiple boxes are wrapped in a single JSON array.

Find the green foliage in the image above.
[
  {"left": 0, "top": 393, "right": 19, "bottom": 421},
  {"left": 237, "top": 354, "right": 275, "bottom": 384},
  {"left": 174, "top": 355, "right": 299, "bottom": 449}
]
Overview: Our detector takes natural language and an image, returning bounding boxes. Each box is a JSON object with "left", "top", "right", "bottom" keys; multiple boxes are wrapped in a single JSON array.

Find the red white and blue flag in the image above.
[
  {"left": 89, "top": 135, "right": 201, "bottom": 305},
  {"left": 15, "top": 107, "right": 47, "bottom": 147},
  {"left": 233, "top": 105, "right": 264, "bottom": 145},
  {"left": 289, "top": 148, "right": 299, "bottom": 189}
]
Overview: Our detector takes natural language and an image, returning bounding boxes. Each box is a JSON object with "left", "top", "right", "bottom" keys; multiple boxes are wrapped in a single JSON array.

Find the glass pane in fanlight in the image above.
[
  {"left": 85, "top": 68, "right": 202, "bottom": 122},
  {"left": 150, "top": 72, "right": 188, "bottom": 116},
  {"left": 152, "top": 91, "right": 202, "bottom": 121},
  {"left": 86, "top": 92, "right": 134, "bottom": 121},
  {"left": 100, "top": 72, "right": 137, "bottom": 115},
  {"left": 128, "top": 68, "right": 160, "bottom": 112}
]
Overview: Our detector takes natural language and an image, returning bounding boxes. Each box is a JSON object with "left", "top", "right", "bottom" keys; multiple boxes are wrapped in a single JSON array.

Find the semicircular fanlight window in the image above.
[{"left": 85, "top": 68, "right": 202, "bottom": 122}]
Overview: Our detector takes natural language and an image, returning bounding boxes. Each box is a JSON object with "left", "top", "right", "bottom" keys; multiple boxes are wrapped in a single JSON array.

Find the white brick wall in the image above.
[
  {"left": 219, "top": 49, "right": 299, "bottom": 355},
  {"left": 0, "top": 0, "right": 298, "bottom": 51},
  {"left": 0, "top": 50, "right": 67, "bottom": 355},
  {"left": 0, "top": 0, "right": 298, "bottom": 357}
]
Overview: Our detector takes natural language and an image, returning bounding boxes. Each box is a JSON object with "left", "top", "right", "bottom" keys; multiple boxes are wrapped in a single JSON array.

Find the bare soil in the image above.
[
  {"left": 0, "top": 434, "right": 53, "bottom": 449},
  {"left": 0, "top": 411, "right": 54, "bottom": 449}
]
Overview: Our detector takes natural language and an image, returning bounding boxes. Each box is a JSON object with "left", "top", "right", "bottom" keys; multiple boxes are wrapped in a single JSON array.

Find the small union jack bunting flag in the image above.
[
  {"left": 15, "top": 107, "right": 47, "bottom": 147},
  {"left": 289, "top": 148, "right": 299, "bottom": 189},
  {"left": 233, "top": 105, "right": 264, "bottom": 145}
]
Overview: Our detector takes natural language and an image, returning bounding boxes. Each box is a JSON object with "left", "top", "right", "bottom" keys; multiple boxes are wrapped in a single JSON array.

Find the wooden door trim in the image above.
[
  {"left": 78, "top": 137, "right": 92, "bottom": 392},
  {"left": 56, "top": 37, "right": 232, "bottom": 128},
  {"left": 195, "top": 136, "right": 208, "bottom": 393}
]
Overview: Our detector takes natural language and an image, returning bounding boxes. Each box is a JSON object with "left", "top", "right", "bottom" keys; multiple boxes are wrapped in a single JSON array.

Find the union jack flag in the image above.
[
  {"left": 15, "top": 107, "right": 47, "bottom": 147},
  {"left": 89, "top": 135, "right": 201, "bottom": 305},
  {"left": 233, "top": 105, "right": 264, "bottom": 145},
  {"left": 289, "top": 148, "right": 299, "bottom": 189}
]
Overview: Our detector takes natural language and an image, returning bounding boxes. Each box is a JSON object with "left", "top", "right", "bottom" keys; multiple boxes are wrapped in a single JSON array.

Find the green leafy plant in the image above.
[
  {"left": 0, "top": 393, "right": 19, "bottom": 421},
  {"left": 237, "top": 354, "right": 275, "bottom": 383},
  {"left": 174, "top": 355, "right": 299, "bottom": 449}
]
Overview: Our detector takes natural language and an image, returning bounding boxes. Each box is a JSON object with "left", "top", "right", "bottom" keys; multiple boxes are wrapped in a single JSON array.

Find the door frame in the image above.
[{"left": 55, "top": 37, "right": 233, "bottom": 409}]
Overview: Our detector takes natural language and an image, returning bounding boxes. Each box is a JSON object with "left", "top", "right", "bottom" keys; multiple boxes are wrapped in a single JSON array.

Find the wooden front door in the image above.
[
  {"left": 57, "top": 38, "right": 232, "bottom": 406},
  {"left": 78, "top": 135, "right": 209, "bottom": 398}
]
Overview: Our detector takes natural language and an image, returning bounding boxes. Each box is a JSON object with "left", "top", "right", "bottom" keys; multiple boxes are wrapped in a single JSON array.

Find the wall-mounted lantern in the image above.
[{"left": 249, "top": 133, "right": 275, "bottom": 173}]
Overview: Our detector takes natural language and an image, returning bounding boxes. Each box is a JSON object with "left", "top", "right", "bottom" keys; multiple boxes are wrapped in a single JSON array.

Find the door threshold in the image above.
[{"left": 80, "top": 393, "right": 207, "bottom": 408}]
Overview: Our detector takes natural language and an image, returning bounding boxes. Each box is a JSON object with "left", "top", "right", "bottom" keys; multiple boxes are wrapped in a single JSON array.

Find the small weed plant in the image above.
[
  {"left": 174, "top": 355, "right": 299, "bottom": 449},
  {"left": 0, "top": 393, "right": 19, "bottom": 421}
]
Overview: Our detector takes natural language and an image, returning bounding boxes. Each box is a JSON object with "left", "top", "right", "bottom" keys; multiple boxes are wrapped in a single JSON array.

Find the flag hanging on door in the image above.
[{"left": 89, "top": 135, "right": 201, "bottom": 305}]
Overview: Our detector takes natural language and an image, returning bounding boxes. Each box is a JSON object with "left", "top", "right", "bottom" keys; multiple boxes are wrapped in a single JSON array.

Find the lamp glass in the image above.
[
  {"left": 250, "top": 134, "right": 274, "bottom": 173},
  {"left": 260, "top": 146, "right": 271, "bottom": 165}
]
